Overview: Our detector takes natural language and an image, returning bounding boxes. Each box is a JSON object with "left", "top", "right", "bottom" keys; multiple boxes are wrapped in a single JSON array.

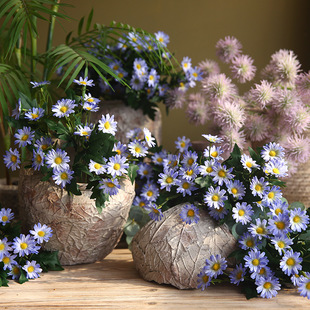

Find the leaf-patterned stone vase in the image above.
[
  {"left": 18, "top": 167, "right": 135, "bottom": 265},
  {"left": 131, "top": 203, "right": 237, "bottom": 289}
]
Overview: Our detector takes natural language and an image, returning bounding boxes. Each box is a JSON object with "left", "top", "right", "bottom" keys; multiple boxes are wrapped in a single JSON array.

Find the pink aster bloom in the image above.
[
  {"left": 197, "top": 59, "right": 221, "bottom": 78},
  {"left": 215, "top": 36, "right": 242, "bottom": 63},
  {"left": 284, "top": 105, "right": 310, "bottom": 134},
  {"left": 212, "top": 99, "right": 245, "bottom": 130},
  {"left": 219, "top": 128, "right": 247, "bottom": 157},
  {"left": 164, "top": 88, "right": 186, "bottom": 109},
  {"left": 270, "top": 88, "right": 302, "bottom": 115},
  {"left": 249, "top": 80, "right": 275, "bottom": 108},
  {"left": 296, "top": 71, "right": 310, "bottom": 99},
  {"left": 185, "top": 93, "right": 210, "bottom": 126},
  {"left": 243, "top": 114, "right": 271, "bottom": 142},
  {"left": 284, "top": 135, "right": 310, "bottom": 164},
  {"left": 201, "top": 73, "right": 238, "bottom": 104},
  {"left": 230, "top": 54, "right": 256, "bottom": 83}
]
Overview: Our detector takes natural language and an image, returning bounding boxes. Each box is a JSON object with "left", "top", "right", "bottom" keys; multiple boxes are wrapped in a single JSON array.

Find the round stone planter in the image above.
[
  {"left": 18, "top": 168, "right": 135, "bottom": 265},
  {"left": 131, "top": 203, "right": 237, "bottom": 289},
  {"left": 91, "top": 100, "right": 162, "bottom": 144}
]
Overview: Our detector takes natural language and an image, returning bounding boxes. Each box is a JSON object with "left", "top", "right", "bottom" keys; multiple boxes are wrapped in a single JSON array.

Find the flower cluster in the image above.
[
  {"left": 180, "top": 36, "right": 310, "bottom": 174},
  {"left": 4, "top": 78, "right": 154, "bottom": 211},
  {"left": 127, "top": 133, "right": 310, "bottom": 299},
  {"left": 86, "top": 30, "right": 201, "bottom": 119},
  {"left": 0, "top": 207, "right": 61, "bottom": 286}
]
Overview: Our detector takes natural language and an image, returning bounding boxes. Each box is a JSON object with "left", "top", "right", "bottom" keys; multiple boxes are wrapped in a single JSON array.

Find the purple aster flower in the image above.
[
  {"left": 256, "top": 276, "right": 281, "bottom": 299},
  {"left": 297, "top": 273, "right": 310, "bottom": 299},
  {"left": 264, "top": 158, "right": 288, "bottom": 178},
  {"left": 141, "top": 182, "right": 159, "bottom": 202},
  {"left": 179, "top": 204, "right": 200, "bottom": 225},
  {"left": 0, "top": 237, "right": 12, "bottom": 259},
  {"left": 280, "top": 250, "right": 303, "bottom": 276},
  {"left": 181, "top": 56, "right": 192, "bottom": 73},
  {"left": 158, "top": 168, "right": 178, "bottom": 191},
  {"left": 232, "top": 202, "right": 254, "bottom": 225},
  {"left": 204, "top": 186, "right": 228, "bottom": 210},
  {"left": 262, "top": 185, "right": 282, "bottom": 207},
  {"left": 151, "top": 151, "right": 167, "bottom": 166},
  {"left": 215, "top": 36, "right": 242, "bottom": 63},
  {"left": 289, "top": 208, "right": 309, "bottom": 232},
  {"left": 179, "top": 163, "right": 199, "bottom": 181},
  {"left": 154, "top": 31, "right": 170, "bottom": 47},
  {"left": 2, "top": 253, "right": 17, "bottom": 271},
  {"left": 249, "top": 218, "right": 269, "bottom": 240},
  {"left": 211, "top": 164, "right": 234, "bottom": 186},
  {"left": 202, "top": 134, "right": 223, "bottom": 144},
  {"left": 226, "top": 179, "right": 246, "bottom": 200},
  {"left": 30, "top": 223, "right": 53, "bottom": 243},
  {"left": 3, "top": 148, "right": 21, "bottom": 171},
  {"left": 197, "top": 267, "right": 212, "bottom": 290},
  {"left": 230, "top": 54, "right": 256, "bottom": 83},
  {"left": 22, "top": 260, "right": 42, "bottom": 279},
  {"left": 137, "top": 162, "right": 153, "bottom": 180},
  {"left": 34, "top": 136, "right": 53, "bottom": 151},
  {"left": 238, "top": 232, "right": 259, "bottom": 251},
  {"left": 250, "top": 265, "right": 274, "bottom": 282},
  {"left": 229, "top": 263, "right": 246, "bottom": 285},
  {"left": 99, "top": 178, "right": 121, "bottom": 196},
  {"left": 32, "top": 149, "right": 45, "bottom": 171},
  {"left": 45, "top": 148, "right": 70, "bottom": 172},
  {"left": 240, "top": 154, "right": 260, "bottom": 172},
  {"left": 128, "top": 139, "right": 148, "bottom": 158},
  {"left": 270, "top": 234, "right": 293, "bottom": 255},
  {"left": 12, "top": 234, "right": 39, "bottom": 257},
  {"left": 73, "top": 76, "right": 95, "bottom": 87},
  {"left": 113, "top": 141, "right": 128, "bottom": 157},
  {"left": 98, "top": 114, "right": 118, "bottom": 136},
  {"left": 30, "top": 80, "right": 50, "bottom": 88},
  {"left": 52, "top": 168, "right": 74, "bottom": 188},
  {"left": 176, "top": 178, "right": 197, "bottom": 197},
  {"left": 175, "top": 136, "right": 191, "bottom": 153},
  {"left": 145, "top": 203, "right": 163, "bottom": 221},
  {"left": 198, "top": 159, "right": 219, "bottom": 177},
  {"left": 267, "top": 213, "right": 291, "bottom": 236},
  {"left": 147, "top": 68, "right": 160, "bottom": 88},
  {"left": 187, "top": 66, "right": 203, "bottom": 84},
  {"left": 11, "top": 98, "right": 22, "bottom": 120},
  {"left": 181, "top": 150, "right": 198, "bottom": 168},
  {"left": 52, "top": 99, "right": 77, "bottom": 118},
  {"left": 74, "top": 124, "right": 93, "bottom": 138},
  {"left": 204, "top": 145, "right": 224, "bottom": 161},
  {"left": 14, "top": 126, "right": 34, "bottom": 147},
  {"left": 267, "top": 200, "right": 289, "bottom": 218},
  {"left": 105, "top": 154, "right": 129, "bottom": 177},
  {"left": 204, "top": 254, "right": 227, "bottom": 279},
  {"left": 244, "top": 249, "right": 269, "bottom": 273},
  {"left": 24, "top": 107, "right": 45, "bottom": 121},
  {"left": 143, "top": 128, "right": 156, "bottom": 148},
  {"left": 207, "top": 205, "right": 228, "bottom": 220},
  {"left": 250, "top": 176, "right": 268, "bottom": 198},
  {"left": 8, "top": 265, "right": 21, "bottom": 280}
]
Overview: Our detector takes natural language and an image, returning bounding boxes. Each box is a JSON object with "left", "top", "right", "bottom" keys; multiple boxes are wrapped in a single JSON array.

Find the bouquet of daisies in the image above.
[{"left": 126, "top": 132, "right": 310, "bottom": 299}]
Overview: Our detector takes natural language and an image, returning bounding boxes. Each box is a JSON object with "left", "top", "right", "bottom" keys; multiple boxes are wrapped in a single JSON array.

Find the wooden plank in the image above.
[{"left": 0, "top": 249, "right": 309, "bottom": 310}]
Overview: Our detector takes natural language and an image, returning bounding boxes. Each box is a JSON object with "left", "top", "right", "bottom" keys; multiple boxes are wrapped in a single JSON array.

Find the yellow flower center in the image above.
[
  {"left": 211, "top": 151, "right": 218, "bottom": 157},
  {"left": 252, "top": 259, "right": 260, "bottom": 266},
  {"left": 268, "top": 192, "right": 275, "bottom": 199},
  {"left": 135, "top": 147, "right": 141, "bottom": 153},
  {"left": 61, "top": 172, "right": 68, "bottom": 180},
  {"left": 136, "top": 64, "right": 141, "bottom": 70},
  {"left": 256, "top": 227, "right": 264, "bottom": 234},
  {"left": 306, "top": 283, "right": 310, "bottom": 290},
  {"left": 87, "top": 98, "right": 94, "bottom": 103},
  {"left": 11, "top": 155, "right": 17, "bottom": 163},
  {"left": 293, "top": 215, "right": 301, "bottom": 223},
  {"left": 60, "top": 106, "right": 68, "bottom": 113},
  {"left": 153, "top": 207, "right": 159, "bottom": 213},
  {"left": 104, "top": 122, "right": 111, "bottom": 129},
  {"left": 236, "top": 271, "right": 243, "bottom": 279},
  {"left": 147, "top": 191, "right": 153, "bottom": 197},
  {"left": 12, "top": 266, "right": 20, "bottom": 275},
  {"left": 54, "top": 157, "right": 62, "bottom": 165},
  {"left": 193, "top": 72, "right": 198, "bottom": 78},
  {"left": 183, "top": 63, "right": 188, "bottom": 68},
  {"left": 80, "top": 81, "right": 87, "bottom": 85},
  {"left": 275, "top": 208, "right": 282, "bottom": 215},
  {"left": 166, "top": 177, "right": 173, "bottom": 184},
  {"left": 277, "top": 241, "right": 285, "bottom": 248},
  {"left": 42, "top": 144, "right": 48, "bottom": 151},
  {"left": 157, "top": 158, "right": 163, "bottom": 163},
  {"left": 246, "top": 240, "right": 254, "bottom": 248},
  {"left": 31, "top": 113, "right": 39, "bottom": 119},
  {"left": 263, "top": 282, "right": 272, "bottom": 289},
  {"left": 38, "top": 231, "right": 45, "bottom": 237},
  {"left": 259, "top": 268, "right": 266, "bottom": 275},
  {"left": 20, "top": 242, "right": 28, "bottom": 250},
  {"left": 82, "top": 131, "right": 89, "bottom": 136},
  {"left": 28, "top": 266, "right": 35, "bottom": 273},
  {"left": 2, "top": 215, "right": 8, "bottom": 222},
  {"left": 118, "top": 72, "right": 124, "bottom": 78},
  {"left": 212, "top": 263, "right": 220, "bottom": 271},
  {"left": 246, "top": 162, "right": 252, "bottom": 168},
  {"left": 2, "top": 257, "right": 9, "bottom": 264},
  {"left": 286, "top": 258, "right": 295, "bottom": 266},
  {"left": 36, "top": 154, "right": 42, "bottom": 163},
  {"left": 139, "top": 202, "right": 145, "bottom": 207},
  {"left": 238, "top": 209, "right": 245, "bottom": 216},
  {"left": 180, "top": 142, "right": 186, "bottom": 148},
  {"left": 231, "top": 188, "right": 238, "bottom": 195},
  {"left": 202, "top": 275, "right": 209, "bottom": 283},
  {"left": 94, "top": 163, "right": 102, "bottom": 170},
  {"left": 113, "top": 65, "right": 119, "bottom": 71},
  {"left": 272, "top": 168, "right": 280, "bottom": 174},
  {"left": 187, "top": 170, "right": 194, "bottom": 176},
  {"left": 187, "top": 209, "right": 195, "bottom": 217},
  {"left": 149, "top": 75, "right": 154, "bottom": 81},
  {"left": 0, "top": 244, "right": 5, "bottom": 250},
  {"left": 269, "top": 150, "right": 276, "bottom": 157},
  {"left": 255, "top": 184, "right": 262, "bottom": 192},
  {"left": 212, "top": 194, "right": 219, "bottom": 201},
  {"left": 107, "top": 182, "right": 115, "bottom": 188},
  {"left": 143, "top": 170, "right": 149, "bottom": 175},
  {"left": 182, "top": 182, "right": 190, "bottom": 189},
  {"left": 206, "top": 167, "right": 213, "bottom": 173},
  {"left": 218, "top": 170, "right": 226, "bottom": 178},
  {"left": 116, "top": 149, "right": 121, "bottom": 155},
  {"left": 275, "top": 221, "right": 285, "bottom": 230},
  {"left": 113, "top": 163, "right": 121, "bottom": 170},
  {"left": 188, "top": 158, "right": 194, "bottom": 165},
  {"left": 21, "top": 134, "right": 29, "bottom": 141}
]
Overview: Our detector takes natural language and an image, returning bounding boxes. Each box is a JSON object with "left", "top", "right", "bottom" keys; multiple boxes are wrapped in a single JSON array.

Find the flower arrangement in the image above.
[
  {"left": 3, "top": 78, "right": 158, "bottom": 211},
  {"left": 0, "top": 206, "right": 62, "bottom": 286},
  {"left": 127, "top": 132, "right": 310, "bottom": 299},
  {"left": 175, "top": 36, "right": 310, "bottom": 175},
  {"left": 85, "top": 29, "right": 202, "bottom": 119}
]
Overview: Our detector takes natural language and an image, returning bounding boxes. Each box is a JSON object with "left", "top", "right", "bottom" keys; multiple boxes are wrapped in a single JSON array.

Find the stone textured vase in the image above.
[
  {"left": 18, "top": 168, "right": 135, "bottom": 265},
  {"left": 131, "top": 203, "right": 237, "bottom": 289},
  {"left": 91, "top": 100, "right": 162, "bottom": 144}
]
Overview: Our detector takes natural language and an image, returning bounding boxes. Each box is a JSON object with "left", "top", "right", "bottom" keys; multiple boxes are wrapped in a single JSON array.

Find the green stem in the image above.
[
  {"left": 43, "top": 0, "right": 61, "bottom": 81},
  {"left": 30, "top": 16, "right": 37, "bottom": 81},
  {"left": 15, "top": 36, "right": 22, "bottom": 68}
]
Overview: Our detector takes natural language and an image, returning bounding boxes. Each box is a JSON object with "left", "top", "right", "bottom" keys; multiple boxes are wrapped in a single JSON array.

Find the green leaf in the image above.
[
  {"left": 66, "top": 179, "right": 81, "bottom": 196},
  {"left": 299, "top": 230, "right": 310, "bottom": 241},
  {"left": 127, "top": 164, "right": 139, "bottom": 184},
  {"left": 124, "top": 220, "right": 140, "bottom": 237},
  {"left": 18, "top": 270, "right": 28, "bottom": 284},
  {"left": 195, "top": 176, "right": 212, "bottom": 188},
  {"left": 35, "top": 251, "right": 64, "bottom": 272},
  {"left": 289, "top": 201, "right": 305, "bottom": 210}
]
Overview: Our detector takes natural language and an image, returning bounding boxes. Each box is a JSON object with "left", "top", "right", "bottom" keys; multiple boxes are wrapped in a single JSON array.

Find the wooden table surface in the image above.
[{"left": 1, "top": 249, "right": 309, "bottom": 310}]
